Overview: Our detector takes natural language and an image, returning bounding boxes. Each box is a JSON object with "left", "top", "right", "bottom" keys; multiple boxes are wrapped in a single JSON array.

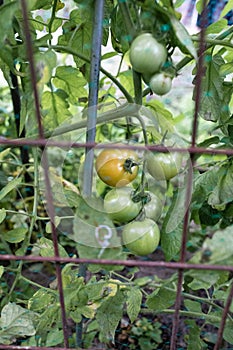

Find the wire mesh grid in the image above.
[{"left": 0, "top": 0, "right": 233, "bottom": 349}]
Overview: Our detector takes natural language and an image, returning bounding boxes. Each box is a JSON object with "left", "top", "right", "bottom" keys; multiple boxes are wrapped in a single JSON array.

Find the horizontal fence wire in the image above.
[
  {"left": 0, "top": 0, "right": 232, "bottom": 349},
  {"left": 2, "top": 138, "right": 233, "bottom": 156},
  {"left": 0, "top": 254, "right": 233, "bottom": 272}
]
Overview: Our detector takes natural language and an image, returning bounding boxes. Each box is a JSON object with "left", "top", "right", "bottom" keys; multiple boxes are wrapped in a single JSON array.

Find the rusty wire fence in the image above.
[{"left": 0, "top": 0, "right": 233, "bottom": 349}]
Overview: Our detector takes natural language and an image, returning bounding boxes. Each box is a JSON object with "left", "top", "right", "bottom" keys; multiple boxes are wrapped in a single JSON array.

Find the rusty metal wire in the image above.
[
  {"left": 0, "top": 254, "right": 233, "bottom": 272},
  {"left": 20, "top": 0, "right": 69, "bottom": 346},
  {"left": 170, "top": 0, "right": 209, "bottom": 347}
]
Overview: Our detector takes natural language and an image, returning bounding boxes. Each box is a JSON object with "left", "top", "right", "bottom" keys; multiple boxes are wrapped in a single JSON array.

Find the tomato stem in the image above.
[{"left": 123, "top": 158, "right": 138, "bottom": 174}]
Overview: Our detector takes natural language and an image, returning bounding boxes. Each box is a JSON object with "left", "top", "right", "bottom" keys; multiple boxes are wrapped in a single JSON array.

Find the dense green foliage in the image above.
[{"left": 0, "top": 0, "right": 233, "bottom": 348}]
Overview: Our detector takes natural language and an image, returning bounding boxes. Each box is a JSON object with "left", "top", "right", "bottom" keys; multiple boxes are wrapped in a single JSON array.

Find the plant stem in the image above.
[
  {"left": 141, "top": 308, "right": 222, "bottom": 323},
  {"left": 48, "top": 0, "right": 58, "bottom": 44},
  {"left": 175, "top": 25, "right": 233, "bottom": 72},
  {"left": 31, "top": 102, "right": 139, "bottom": 139},
  {"left": 20, "top": 275, "right": 57, "bottom": 295},
  {"left": 192, "top": 37, "right": 233, "bottom": 49},
  {"left": 117, "top": 0, "right": 136, "bottom": 41}
]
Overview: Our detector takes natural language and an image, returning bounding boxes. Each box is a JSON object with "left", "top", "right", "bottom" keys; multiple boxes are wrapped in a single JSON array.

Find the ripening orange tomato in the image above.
[{"left": 95, "top": 146, "right": 139, "bottom": 187}]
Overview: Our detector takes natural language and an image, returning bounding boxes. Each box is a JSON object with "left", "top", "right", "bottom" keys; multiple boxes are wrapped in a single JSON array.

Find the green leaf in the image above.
[
  {"left": 219, "top": 62, "right": 233, "bottom": 77},
  {"left": 161, "top": 187, "right": 188, "bottom": 261},
  {"left": 223, "top": 319, "right": 233, "bottom": 344},
  {"left": 58, "top": 8, "right": 93, "bottom": 68},
  {"left": 192, "top": 165, "right": 224, "bottom": 208},
  {"left": 0, "top": 302, "right": 36, "bottom": 336},
  {"left": 185, "top": 320, "right": 207, "bottom": 350},
  {"left": 118, "top": 70, "right": 134, "bottom": 97},
  {"left": 187, "top": 270, "right": 225, "bottom": 290},
  {"left": 184, "top": 299, "right": 202, "bottom": 313},
  {"left": 46, "top": 329, "right": 64, "bottom": 347},
  {"left": 96, "top": 289, "right": 124, "bottom": 342},
  {"left": 145, "top": 99, "right": 175, "bottom": 135},
  {"left": 208, "top": 162, "right": 233, "bottom": 210},
  {"left": 34, "top": 50, "right": 57, "bottom": 86},
  {"left": 41, "top": 90, "right": 72, "bottom": 130},
  {"left": 37, "top": 237, "right": 69, "bottom": 258},
  {"left": 202, "top": 226, "right": 233, "bottom": 265},
  {"left": 195, "top": 54, "right": 227, "bottom": 122},
  {"left": 2, "top": 227, "right": 28, "bottom": 244},
  {"left": 189, "top": 230, "right": 233, "bottom": 267},
  {"left": 0, "top": 209, "right": 6, "bottom": 224},
  {"left": 220, "top": 0, "right": 233, "bottom": 18},
  {"left": 0, "top": 2, "right": 19, "bottom": 43},
  {"left": 28, "top": 289, "right": 57, "bottom": 312},
  {"left": 127, "top": 287, "right": 142, "bottom": 322},
  {"left": 146, "top": 287, "right": 176, "bottom": 311},
  {"left": 0, "top": 177, "right": 22, "bottom": 201},
  {"left": 0, "top": 148, "right": 11, "bottom": 160},
  {"left": 0, "top": 266, "right": 4, "bottom": 279},
  {"left": 205, "top": 19, "right": 228, "bottom": 35},
  {"left": 110, "top": 5, "right": 130, "bottom": 53},
  {"left": 169, "top": 15, "right": 197, "bottom": 59},
  {"left": 53, "top": 66, "right": 87, "bottom": 105},
  {"left": 36, "top": 304, "right": 60, "bottom": 333}
]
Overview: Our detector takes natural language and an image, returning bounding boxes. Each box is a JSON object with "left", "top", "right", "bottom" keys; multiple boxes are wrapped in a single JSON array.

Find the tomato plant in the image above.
[
  {"left": 129, "top": 33, "right": 167, "bottom": 75},
  {"left": 149, "top": 72, "right": 172, "bottom": 96},
  {"left": 122, "top": 218, "right": 160, "bottom": 256},
  {"left": 104, "top": 187, "right": 141, "bottom": 223},
  {"left": 95, "top": 146, "right": 139, "bottom": 187},
  {"left": 146, "top": 151, "right": 182, "bottom": 181},
  {"left": 1, "top": 0, "right": 233, "bottom": 348}
]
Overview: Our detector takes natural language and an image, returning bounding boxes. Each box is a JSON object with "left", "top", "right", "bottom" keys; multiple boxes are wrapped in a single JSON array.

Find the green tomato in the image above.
[
  {"left": 149, "top": 72, "right": 172, "bottom": 95},
  {"left": 144, "top": 192, "right": 163, "bottom": 221},
  {"left": 129, "top": 33, "right": 167, "bottom": 75},
  {"left": 146, "top": 152, "right": 182, "bottom": 181},
  {"left": 122, "top": 218, "right": 160, "bottom": 256},
  {"left": 104, "top": 187, "right": 141, "bottom": 223}
]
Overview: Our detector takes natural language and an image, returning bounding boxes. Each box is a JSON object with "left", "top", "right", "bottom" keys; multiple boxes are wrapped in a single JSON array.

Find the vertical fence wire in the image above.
[
  {"left": 82, "top": 0, "right": 105, "bottom": 197},
  {"left": 213, "top": 282, "right": 233, "bottom": 350},
  {"left": 75, "top": 1, "right": 105, "bottom": 347},
  {"left": 170, "top": 0, "right": 208, "bottom": 348},
  {"left": 20, "top": 0, "right": 69, "bottom": 347}
]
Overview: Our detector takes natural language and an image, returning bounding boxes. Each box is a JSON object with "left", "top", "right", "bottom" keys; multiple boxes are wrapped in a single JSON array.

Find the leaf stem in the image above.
[
  {"left": 176, "top": 25, "right": 233, "bottom": 72},
  {"left": 48, "top": 0, "right": 58, "bottom": 44},
  {"left": 20, "top": 275, "right": 57, "bottom": 295},
  {"left": 42, "top": 44, "right": 134, "bottom": 103},
  {"left": 192, "top": 37, "right": 233, "bottom": 49},
  {"left": 33, "top": 102, "right": 140, "bottom": 139},
  {"left": 141, "top": 308, "right": 222, "bottom": 322}
]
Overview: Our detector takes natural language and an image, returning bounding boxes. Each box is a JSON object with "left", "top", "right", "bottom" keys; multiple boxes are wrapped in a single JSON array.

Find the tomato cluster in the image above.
[
  {"left": 94, "top": 141, "right": 186, "bottom": 256},
  {"left": 95, "top": 146, "right": 165, "bottom": 256},
  {"left": 129, "top": 33, "right": 172, "bottom": 95}
]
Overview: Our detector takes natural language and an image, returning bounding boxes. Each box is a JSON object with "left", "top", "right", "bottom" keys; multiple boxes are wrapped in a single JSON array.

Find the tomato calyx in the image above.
[
  {"left": 131, "top": 190, "right": 149, "bottom": 204},
  {"left": 123, "top": 158, "right": 139, "bottom": 174}
]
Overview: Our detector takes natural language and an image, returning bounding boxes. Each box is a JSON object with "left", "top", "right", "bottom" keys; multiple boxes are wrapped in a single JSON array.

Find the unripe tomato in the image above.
[
  {"left": 146, "top": 152, "right": 182, "bottom": 181},
  {"left": 122, "top": 218, "right": 160, "bottom": 256},
  {"left": 149, "top": 72, "right": 172, "bottom": 95},
  {"left": 144, "top": 192, "right": 163, "bottom": 221},
  {"left": 104, "top": 187, "right": 141, "bottom": 223},
  {"left": 95, "top": 146, "right": 139, "bottom": 187},
  {"left": 129, "top": 33, "right": 167, "bottom": 75}
]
